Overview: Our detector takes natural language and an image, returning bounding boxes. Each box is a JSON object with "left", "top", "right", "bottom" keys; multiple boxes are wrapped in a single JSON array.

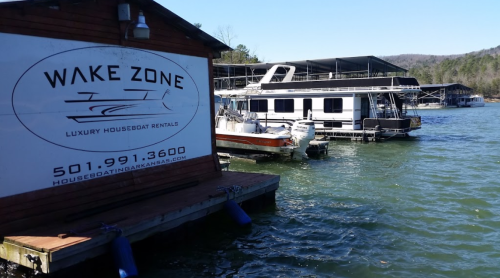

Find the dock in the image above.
[
  {"left": 217, "top": 152, "right": 280, "bottom": 164},
  {"left": 0, "top": 0, "right": 276, "bottom": 275},
  {"left": 316, "top": 129, "right": 382, "bottom": 142},
  {"left": 218, "top": 139, "right": 331, "bottom": 162},
  {"left": 0, "top": 172, "right": 279, "bottom": 274}
]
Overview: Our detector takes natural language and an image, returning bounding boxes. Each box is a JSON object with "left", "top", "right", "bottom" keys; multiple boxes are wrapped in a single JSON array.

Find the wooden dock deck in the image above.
[{"left": 0, "top": 171, "right": 279, "bottom": 274}]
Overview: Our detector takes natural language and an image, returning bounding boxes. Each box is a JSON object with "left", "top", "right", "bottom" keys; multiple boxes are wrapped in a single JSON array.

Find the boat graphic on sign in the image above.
[{"left": 65, "top": 89, "right": 174, "bottom": 123}]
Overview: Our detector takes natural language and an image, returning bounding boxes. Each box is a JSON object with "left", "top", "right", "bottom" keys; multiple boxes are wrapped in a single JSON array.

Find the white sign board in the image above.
[{"left": 0, "top": 33, "right": 213, "bottom": 198}]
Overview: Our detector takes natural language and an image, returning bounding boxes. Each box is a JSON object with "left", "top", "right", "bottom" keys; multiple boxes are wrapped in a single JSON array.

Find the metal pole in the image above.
[
  {"left": 307, "top": 62, "right": 309, "bottom": 81},
  {"left": 335, "top": 60, "right": 338, "bottom": 79},
  {"left": 368, "top": 57, "right": 370, "bottom": 78}
]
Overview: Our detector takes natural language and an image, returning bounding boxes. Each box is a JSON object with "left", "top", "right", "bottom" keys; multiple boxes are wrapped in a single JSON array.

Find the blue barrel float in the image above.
[
  {"left": 218, "top": 185, "right": 251, "bottom": 226},
  {"left": 111, "top": 235, "right": 138, "bottom": 278},
  {"left": 224, "top": 199, "right": 252, "bottom": 226}
]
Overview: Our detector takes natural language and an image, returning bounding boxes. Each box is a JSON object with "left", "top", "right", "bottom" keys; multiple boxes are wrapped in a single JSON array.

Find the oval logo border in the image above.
[{"left": 11, "top": 46, "right": 201, "bottom": 153}]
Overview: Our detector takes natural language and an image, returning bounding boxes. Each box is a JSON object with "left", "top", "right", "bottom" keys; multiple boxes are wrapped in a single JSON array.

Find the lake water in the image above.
[{"left": 3, "top": 104, "right": 500, "bottom": 278}]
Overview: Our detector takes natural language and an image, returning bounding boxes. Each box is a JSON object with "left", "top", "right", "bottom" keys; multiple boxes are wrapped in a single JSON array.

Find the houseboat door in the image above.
[
  {"left": 303, "top": 98, "right": 312, "bottom": 119},
  {"left": 361, "top": 97, "right": 370, "bottom": 127}
]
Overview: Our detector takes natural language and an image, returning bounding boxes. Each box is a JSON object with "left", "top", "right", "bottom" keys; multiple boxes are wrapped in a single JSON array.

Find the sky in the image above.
[{"left": 159, "top": 0, "right": 500, "bottom": 62}]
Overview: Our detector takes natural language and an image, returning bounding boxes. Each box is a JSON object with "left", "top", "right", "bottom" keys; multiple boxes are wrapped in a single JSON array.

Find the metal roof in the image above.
[
  {"left": 214, "top": 56, "right": 408, "bottom": 78},
  {"left": 420, "top": 83, "right": 472, "bottom": 91}
]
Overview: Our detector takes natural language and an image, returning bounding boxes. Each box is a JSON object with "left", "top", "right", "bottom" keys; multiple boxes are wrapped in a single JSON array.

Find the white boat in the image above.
[
  {"left": 457, "top": 95, "right": 485, "bottom": 107},
  {"left": 215, "top": 104, "right": 315, "bottom": 159},
  {"left": 416, "top": 102, "right": 446, "bottom": 109},
  {"left": 214, "top": 60, "right": 422, "bottom": 139}
]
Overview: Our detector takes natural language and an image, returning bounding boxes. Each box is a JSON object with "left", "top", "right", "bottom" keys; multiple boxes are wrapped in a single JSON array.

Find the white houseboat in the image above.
[
  {"left": 457, "top": 95, "right": 485, "bottom": 107},
  {"left": 214, "top": 57, "right": 422, "bottom": 140}
]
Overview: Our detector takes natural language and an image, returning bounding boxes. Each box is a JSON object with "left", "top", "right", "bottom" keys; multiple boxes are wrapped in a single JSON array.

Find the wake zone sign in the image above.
[{"left": 0, "top": 33, "right": 213, "bottom": 197}]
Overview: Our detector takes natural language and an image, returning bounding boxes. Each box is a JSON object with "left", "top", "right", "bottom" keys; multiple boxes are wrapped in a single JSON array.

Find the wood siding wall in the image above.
[
  {"left": 0, "top": 0, "right": 214, "bottom": 58},
  {"left": 0, "top": 0, "right": 222, "bottom": 235}
]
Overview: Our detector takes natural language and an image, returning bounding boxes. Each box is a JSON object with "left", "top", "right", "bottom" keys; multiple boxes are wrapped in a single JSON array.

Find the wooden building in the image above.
[{"left": 0, "top": 0, "right": 279, "bottom": 274}]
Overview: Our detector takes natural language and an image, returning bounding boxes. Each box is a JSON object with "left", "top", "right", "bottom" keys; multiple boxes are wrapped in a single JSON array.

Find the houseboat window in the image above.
[
  {"left": 324, "top": 121, "right": 342, "bottom": 128},
  {"left": 250, "top": 99, "right": 268, "bottom": 112},
  {"left": 324, "top": 98, "right": 343, "bottom": 113},
  {"left": 275, "top": 99, "right": 294, "bottom": 113},
  {"left": 236, "top": 100, "right": 248, "bottom": 111}
]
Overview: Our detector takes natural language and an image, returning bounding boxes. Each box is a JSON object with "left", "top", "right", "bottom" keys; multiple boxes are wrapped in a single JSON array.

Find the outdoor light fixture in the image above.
[
  {"left": 118, "top": 4, "right": 149, "bottom": 40},
  {"left": 128, "top": 10, "right": 149, "bottom": 40}
]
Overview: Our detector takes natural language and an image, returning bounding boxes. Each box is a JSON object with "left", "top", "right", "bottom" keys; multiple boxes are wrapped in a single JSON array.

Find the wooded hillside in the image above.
[{"left": 382, "top": 46, "right": 500, "bottom": 97}]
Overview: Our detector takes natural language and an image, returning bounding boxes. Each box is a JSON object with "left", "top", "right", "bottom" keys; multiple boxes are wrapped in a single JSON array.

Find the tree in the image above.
[
  {"left": 385, "top": 47, "right": 500, "bottom": 96},
  {"left": 213, "top": 25, "right": 237, "bottom": 49},
  {"left": 213, "top": 25, "right": 260, "bottom": 64}
]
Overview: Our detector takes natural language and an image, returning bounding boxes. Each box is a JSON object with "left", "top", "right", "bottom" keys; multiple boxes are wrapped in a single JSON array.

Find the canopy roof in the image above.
[
  {"left": 214, "top": 56, "right": 408, "bottom": 79},
  {"left": 420, "top": 83, "right": 472, "bottom": 92}
]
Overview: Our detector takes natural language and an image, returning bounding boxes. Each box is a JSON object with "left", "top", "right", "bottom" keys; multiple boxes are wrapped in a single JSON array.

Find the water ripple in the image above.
[{"left": 28, "top": 104, "right": 500, "bottom": 278}]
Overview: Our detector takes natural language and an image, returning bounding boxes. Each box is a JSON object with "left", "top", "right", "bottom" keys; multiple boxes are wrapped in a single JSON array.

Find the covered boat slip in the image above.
[
  {"left": 0, "top": 170, "right": 279, "bottom": 273},
  {"left": 416, "top": 83, "right": 473, "bottom": 108}
]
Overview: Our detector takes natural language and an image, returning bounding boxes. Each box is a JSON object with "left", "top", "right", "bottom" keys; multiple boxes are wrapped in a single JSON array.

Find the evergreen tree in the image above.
[{"left": 384, "top": 47, "right": 500, "bottom": 97}]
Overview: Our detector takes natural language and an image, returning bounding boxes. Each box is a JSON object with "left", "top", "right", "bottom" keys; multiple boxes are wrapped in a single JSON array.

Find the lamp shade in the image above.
[
  {"left": 133, "top": 27, "right": 150, "bottom": 40},
  {"left": 133, "top": 11, "right": 149, "bottom": 39}
]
